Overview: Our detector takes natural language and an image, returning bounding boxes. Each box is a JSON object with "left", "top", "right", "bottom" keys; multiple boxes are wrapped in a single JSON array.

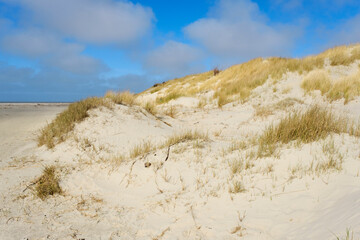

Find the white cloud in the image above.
[
  {"left": 184, "top": 0, "right": 300, "bottom": 62},
  {"left": 329, "top": 14, "right": 360, "bottom": 45},
  {"left": 144, "top": 41, "right": 204, "bottom": 77},
  {"left": 272, "top": 0, "right": 303, "bottom": 10},
  {"left": 1, "top": 29, "right": 107, "bottom": 74},
  {"left": 19, "top": 0, "right": 154, "bottom": 45}
]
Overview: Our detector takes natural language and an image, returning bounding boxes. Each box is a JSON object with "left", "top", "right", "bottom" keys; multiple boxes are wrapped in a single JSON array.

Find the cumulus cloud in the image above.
[
  {"left": 0, "top": 61, "right": 34, "bottom": 87},
  {"left": 0, "top": 62, "right": 104, "bottom": 101},
  {"left": 273, "top": 0, "right": 358, "bottom": 12},
  {"left": 184, "top": 0, "right": 300, "bottom": 62},
  {"left": 328, "top": 14, "right": 360, "bottom": 45},
  {"left": 272, "top": 0, "right": 303, "bottom": 11},
  {"left": 101, "top": 74, "right": 153, "bottom": 93},
  {"left": 18, "top": 0, "right": 154, "bottom": 45},
  {"left": 1, "top": 29, "right": 107, "bottom": 74},
  {"left": 0, "top": 61, "right": 152, "bottom": 101},
  {"left": 144, "top": 41, "right": 204, "bottom": 77}
]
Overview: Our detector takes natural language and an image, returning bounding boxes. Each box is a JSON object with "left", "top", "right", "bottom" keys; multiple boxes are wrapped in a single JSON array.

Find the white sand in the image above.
[{"left": 1, "top": 70, "right": 360, "bottom": 239}]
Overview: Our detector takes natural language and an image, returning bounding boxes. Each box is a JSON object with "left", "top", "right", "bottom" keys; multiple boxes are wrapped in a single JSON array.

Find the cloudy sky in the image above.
[{"left": 1, "top": 0, "right": 360, "bottom": 102}]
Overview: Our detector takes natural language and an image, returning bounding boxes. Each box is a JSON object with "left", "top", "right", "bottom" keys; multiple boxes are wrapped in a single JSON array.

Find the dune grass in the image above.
[
  {"left": 130, "top": 140, "right": 155, "bottom": 158},
  {"left": 144, "top": 44, "right": 360, "bottom": 107},
  {"left": 301, "top": 69, "right": 332, "bottom": 95},
  {"left": 143, "top": 101, "right": 157, "bottom": 115},
  {"left": 165, "top": 130, "right": 208, "bottom": 147},
  {"left": 105, "top": 90, "right": 135, "bottom": 106},
  {"left": 35, "top": 166, "right": 62, "bottom": 200},
  {"left": 258, "top": 105, "right": 353, "bottom": 156},
  {"left": 325, "top": 45, "right": 360, "bottom": 66},
  {"left": 328, "top": 70, "right": 360, "bottom": 104},
  {"left": 38, "top": 97, "right": 111, "bottom": 148},
  {"left": 156, "top": 92, "right": 184, "bottom": 104},
  {"left": 301, "top": 69, "right": 360, "bottom": 104}
]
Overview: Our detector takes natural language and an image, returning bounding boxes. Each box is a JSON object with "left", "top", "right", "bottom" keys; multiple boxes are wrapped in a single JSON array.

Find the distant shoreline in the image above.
[{"left": 0, "top": 102, "right": 71, "bottom": 106}]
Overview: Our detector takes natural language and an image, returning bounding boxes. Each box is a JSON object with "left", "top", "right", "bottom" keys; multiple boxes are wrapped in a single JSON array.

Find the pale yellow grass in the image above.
[
  {"left": 38, "top": 97, "right": 112, "bottom": 148},
  {"left": 105, "top": 90, "right": 135, "bottom": 106},
  {"left": 35, "top": 166, "right": 62, "bottom": 200},
  {"left": 328, "top": 70, "right": 360, "bottom": 103},
  {"left": 143, "top": 101, "right": 157, "bottom": 115},
  {"left": 130, "top": 140, "right": 155, "bottom": 158},
  {"left": 165, "top": 130, "right": 208, "bottom": 147},
  {"left": 301, "top": 69, "right": 332, "bottom": 95},
  {"left": 144, "top": 44, "right": 360, "bottom": 107},
  {"left": 258, "top": 105, "right": 358, "bottom": 157}
]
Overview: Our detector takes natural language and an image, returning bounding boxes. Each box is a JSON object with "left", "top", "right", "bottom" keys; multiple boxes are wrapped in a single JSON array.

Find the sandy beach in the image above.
[{"left": 0, "top": 103, "right": 68, "bottom": 166}]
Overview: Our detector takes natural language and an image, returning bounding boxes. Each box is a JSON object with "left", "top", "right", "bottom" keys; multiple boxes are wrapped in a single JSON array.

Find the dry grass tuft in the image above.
[
  {"left": 164, "top": 105, "right": 177, "bottom": 118},
  {"left": 334, "top": 228, "right": 356, "bottom": 240},
  {"left": 258, "top": 105, "right": 352, "bottom": 156},
  {"left": 197, "top": 97, "right": 207, "bottom": 109},
  {"left": 35, "top": 166, "right": 62, "bottom": 200},
  {"left": 301, "top": 69, "right": 332, "bottom": 95},
  {"left": 130, "top": 140, "right": 155, "bottom": 158},
  {"left": 229, "top": 180, "right": 246, "bottom": 193},
  {"left": 217, "top": 91, "right": 230, "bottom": 108},
  {"left": 255, "top": 106, "right": 274, "bottom": 118},
  {"left": 105, "top": 90, "right": 135, "bottom": 106},
  {"left": 324, "top": 45, "right": 360, "bottom": 66},
  {"left": 300, "top": 67, "right": 360, "bottom": 104},
  {"left": 156, "top": 92, "right": 183, "bottom": 104},
  {"left": 144, "top": 101, "right": 157, "bottom": 115},
  {"left": 111, "top": 154, "right": 126, "bottom": 166},
  {"left": 328, "top": 70, "right": 360, "bottom": 104},
  {"left": 38, "top": 97, "right": 111, "bottom": 148},
  {"left": 165, "top": 130, "right": 208, "bottom": 147},
  {"left": 230, "top": 160, "right": 243, "bottom": 175}
]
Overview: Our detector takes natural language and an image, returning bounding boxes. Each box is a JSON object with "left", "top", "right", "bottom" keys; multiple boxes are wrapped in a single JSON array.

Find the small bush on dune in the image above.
[
  {"left": 258, "top": 105, "right": 352, "bottom": 156},
  {"left": 105, "top": 90, "right": 135, "bottom": 106},
  {"left": 38, "top": 97, "right": 111, "bottom": 148},
  {"left": 301, "top": 69, "right": 332, "bottom": 95},
  {"left": 35, "top": 166, "right": 62, "bottom": 200}
]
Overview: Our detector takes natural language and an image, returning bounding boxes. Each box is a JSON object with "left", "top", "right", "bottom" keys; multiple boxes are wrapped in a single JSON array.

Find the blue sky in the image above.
[{"left": 0, "top": 0, "right": 360, "bottom": 102}]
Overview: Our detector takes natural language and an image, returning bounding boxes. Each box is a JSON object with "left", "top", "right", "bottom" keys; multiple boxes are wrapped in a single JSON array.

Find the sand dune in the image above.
[{"left": 1, "top": 47, "right": 360, "bottom": 239}]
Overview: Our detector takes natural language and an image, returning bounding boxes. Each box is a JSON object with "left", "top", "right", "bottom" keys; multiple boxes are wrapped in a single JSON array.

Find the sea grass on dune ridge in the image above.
[{"left": 38, "top": 97, "right": 111, "bottom": 148}]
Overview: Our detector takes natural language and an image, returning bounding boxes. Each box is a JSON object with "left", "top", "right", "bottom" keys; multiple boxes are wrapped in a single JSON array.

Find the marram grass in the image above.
[
  {"left": 35, "top": 166, "right": 62, "bottom": 200},
  {"left": 38, "top": 97, "right": 111, "bottom": 148},
  {"left": 258, "top": 105, "right": 359, "bottom": 156}
]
